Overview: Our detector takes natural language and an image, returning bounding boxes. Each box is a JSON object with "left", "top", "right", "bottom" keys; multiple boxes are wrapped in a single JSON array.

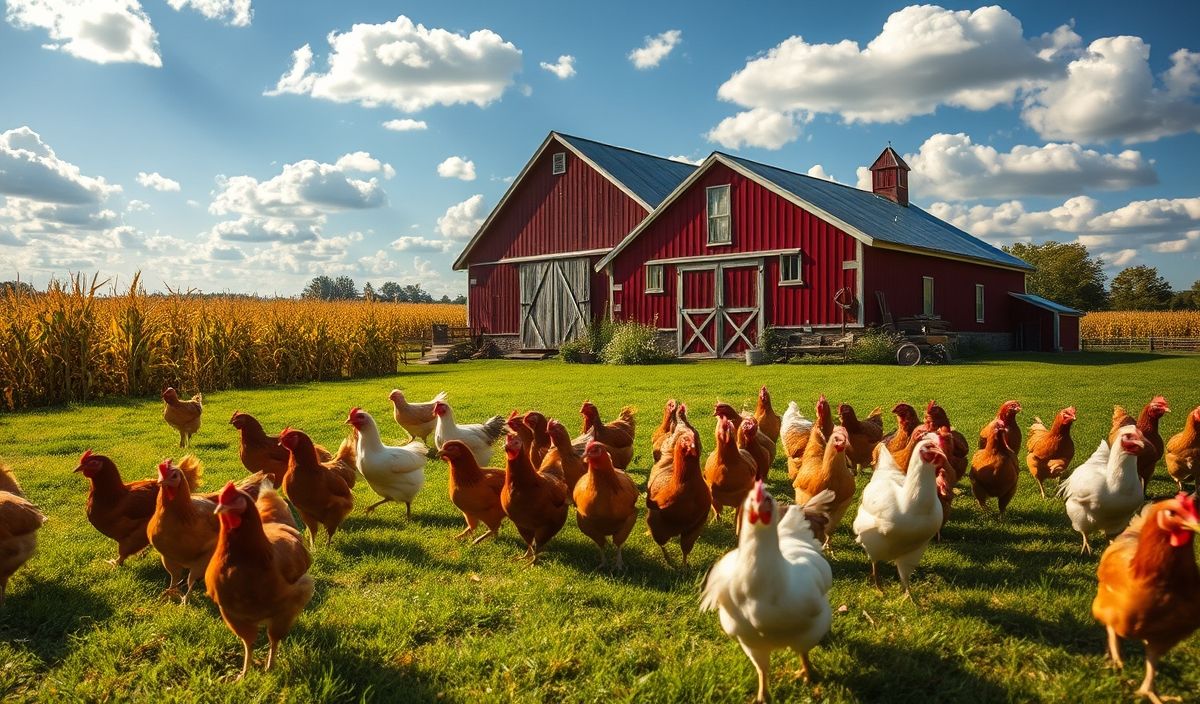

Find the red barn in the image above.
[
  {"left": 452, "top": 132, "right": 695, "bottom": 351},
  {"left": 457, "top": 133, "right": 1084, "bottom": 356}
]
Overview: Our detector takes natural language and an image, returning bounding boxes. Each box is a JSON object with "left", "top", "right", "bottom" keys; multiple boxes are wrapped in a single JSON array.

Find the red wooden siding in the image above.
[
  {"left": 1060, "top": 315, "right": 1080, "bottom": 352},
  {"left": 862, "top": 247, "right": 1025, "bottom": 334},
  {"left": 463, "top": 137, "right": 649, "bottom": 264},
  {"left": 611, "top": 163, "right": 859, "bottom": 329},
  {"left": 467, "top": 263, "right": 518, "bottom": 335}
]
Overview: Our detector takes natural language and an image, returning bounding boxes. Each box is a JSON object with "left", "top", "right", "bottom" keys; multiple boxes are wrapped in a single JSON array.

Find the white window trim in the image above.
[
  {"left": 975, "top": 284, "right": 985, "bottom": 323},
  {"left": 645, "top": 264, "right": 665, "bottom": 293},
  {"left": 778, "top": 252, "right": 803, "bottom": 286},
  {"left": 706, "top": 184, "right": 732, "bottom": 246},
  {"left": 922, "top": 276, "right": 934, "bottom": 316},
  {"left": 552, "top": 152, "right": 566, "bottom": 175}
]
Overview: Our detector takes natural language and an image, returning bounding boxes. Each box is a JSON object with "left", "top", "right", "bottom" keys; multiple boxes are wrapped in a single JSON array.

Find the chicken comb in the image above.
[
  {"left": 1151, "top": 395, "right": 1170, "bottom": 410},
  {"left": 926, "top": 399, "right": 938, "bottom": 413},
  {"left": 79, "top": 449, "right": 94, "bottom": 463},
  {"left": 1177, "top": 492, "right": 1198, "bottom": 519},
  {"left": 217, "top": 481, "right": 241, "bottom": 506}
]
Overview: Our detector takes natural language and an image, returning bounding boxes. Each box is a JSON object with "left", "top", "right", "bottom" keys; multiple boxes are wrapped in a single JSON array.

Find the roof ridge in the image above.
[
  {"left": 556, "top": 132, "right": 695, "bottom": 168},
  {"left": 717, "top": 151, "right": 874, "bottom": 197}
]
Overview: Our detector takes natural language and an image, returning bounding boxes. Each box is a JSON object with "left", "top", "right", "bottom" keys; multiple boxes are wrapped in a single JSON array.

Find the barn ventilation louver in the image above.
[{"left": 552, "top": 152, "right": 567, "bottom": 175}]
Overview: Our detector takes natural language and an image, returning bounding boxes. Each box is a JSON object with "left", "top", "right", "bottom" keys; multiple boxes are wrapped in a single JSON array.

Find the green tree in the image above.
[
  {"left": 301, "top": 276, "right": 335, "bottom": 300},
  {"left": 378, "top": 281, "right": 402, "bottom": 302},
  {"left": 452, "top": 294, "right": 466, "bottom": 305},
  {"left": 1109, "top": 265, "right": 1174, "bottom": 311},
  {"left": 331, "top": 276, "right": 358, "bottom": 300},
  {"left": 1003, "top": 241, "right": 1108, "bottom": 311}
]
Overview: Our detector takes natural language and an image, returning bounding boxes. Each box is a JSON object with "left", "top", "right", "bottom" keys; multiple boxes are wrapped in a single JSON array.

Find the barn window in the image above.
[
  {"left": 706, "top": 185, "right": 731, "bottom": 245},
  {"left": 552, "top": 152, "right": 567, "bottom": 175},
  {"left": 922, "top": 276, "right": 935, "bottom": 315},
  {"left": 645, "top": 264, "right": 665, "bottom": 293},
  {"left": 975, "top": 284, "right": 985, "bottom": 322},
  {"left": 779, "top": 253, "right": 803, "bottom": 285}
]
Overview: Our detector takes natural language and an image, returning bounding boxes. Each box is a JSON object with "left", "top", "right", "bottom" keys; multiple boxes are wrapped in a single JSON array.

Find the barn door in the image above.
[
  {"left": 678, "top": 267, "right": 718, "bottom": 356},
  {"left": 720, "top": 263, "right": 761, "bottom": 356},
  {"left": 519, "top": 258, "right": 590, "bottom": 349}
]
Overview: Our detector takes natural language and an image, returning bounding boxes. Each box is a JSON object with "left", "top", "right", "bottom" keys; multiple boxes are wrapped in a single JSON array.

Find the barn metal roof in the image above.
[
  {"left": 556, "top": 133, "right": 697, "bottom": 207},
  {"left": 721, "top": 154, "right": 1034, "bottom": 271},
  {"left": 1009, "top": 293, "right": 1085, "bottom": 316}
]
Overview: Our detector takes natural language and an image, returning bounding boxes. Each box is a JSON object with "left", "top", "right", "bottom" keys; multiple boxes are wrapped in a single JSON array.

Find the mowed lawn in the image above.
[{"left": 2, "top": 353, "right": 1199, "bottom": 703}]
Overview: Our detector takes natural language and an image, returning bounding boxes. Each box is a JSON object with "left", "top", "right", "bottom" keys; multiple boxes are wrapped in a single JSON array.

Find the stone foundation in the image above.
[
  {"left": 954, "top": 331, "right": 1013, "bottom": 354},
  {"left": 481, "top": 334, "right": 522, "bottom": 354}
]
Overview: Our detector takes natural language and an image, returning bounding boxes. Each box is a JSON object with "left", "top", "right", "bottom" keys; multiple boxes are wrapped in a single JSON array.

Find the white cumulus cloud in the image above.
[
  {"left": 1022, "top": 36, "right": 1200, "bottom": 144},
  {"left": 905, "top": 132, "right": 1157, "bottom": 201},
  {"left": 265, "top": 15, "right": 523, "bottom": 112},
  {"left": 382, "top": 118, "right": 428, "bottom": 132},
  {"left": 166, "top": 0, "right": 251, "bottom": 27},
  {"left": 715, "top": 5, "right": 1068, "bottom": 126},
  {"left": 540, "top": 54, "right": 576, "bottom": 79},
  {"left": 5, "top": 0, "right": 161, "bottom": 66},
  {"left": 391, "top": 235, "right": 452, "bottom": 253},
  {"left": 436, "top": 194, "right": 485, "bottom": 240},
  {"left": 137, "top": 171, "right": 181, "bottom": 192},
  {"left": 706, "top": 108, "right": 802, "bottom": 150},
  {"left": 436, "top": 156, "right": 476, "bottom": 181},
  {"left": 629, "top": 29, "right": 681, "bottom": 69}
]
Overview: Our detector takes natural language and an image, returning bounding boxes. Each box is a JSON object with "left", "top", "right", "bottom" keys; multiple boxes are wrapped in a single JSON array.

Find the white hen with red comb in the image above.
[
  {"left": 433, "top": 400, "right": 506, "bottom": 467},
  {"left": 701, "top": 481, "right": 833, "bottom": 703}
]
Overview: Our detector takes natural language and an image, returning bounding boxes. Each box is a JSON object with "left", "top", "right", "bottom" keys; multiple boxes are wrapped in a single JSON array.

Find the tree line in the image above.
[
  {"left": 1002, "top": 242, "right": 1199, "bottom": 312},
  {"left": 300, "top": 276, "right": 466, "bottom": 304}
]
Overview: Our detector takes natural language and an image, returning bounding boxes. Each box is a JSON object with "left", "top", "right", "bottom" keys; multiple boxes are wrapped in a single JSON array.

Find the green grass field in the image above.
[{"left": 1, "top": 353, "right": 1199, "bottom": 703}]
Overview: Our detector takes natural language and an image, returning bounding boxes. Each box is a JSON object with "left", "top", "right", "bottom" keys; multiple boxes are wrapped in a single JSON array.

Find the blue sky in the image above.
[{"left": 2, "top": 0, "right": 1199, "bottom": 296}]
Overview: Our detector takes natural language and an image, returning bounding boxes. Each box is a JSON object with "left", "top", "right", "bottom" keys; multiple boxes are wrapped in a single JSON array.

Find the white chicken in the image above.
[
  {"left": 433, "top": 400, "right": 506, "bottom": 467},
  {"left": 1058, "top": 425, "right": 1146, "bottom": 554},
  {"left": 852, "top": 436, "right": 945, "bottom": 599},
  {"left": 389, "top": 389, "right": 447, "bottom": 445},
  {"left": 347, "top": 408, "right": 428, "bottom": 517},
  {"left": 780, "top": 401, "right": 814, "bottom": 455},
  {"left": 701, "top": 481, "right": 834, "bottom": 704}
]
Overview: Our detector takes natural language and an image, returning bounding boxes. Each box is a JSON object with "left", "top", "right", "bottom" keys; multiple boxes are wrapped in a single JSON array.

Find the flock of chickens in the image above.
[{"left": 1, "top": 385, "right": 1199, "bottom": 702}]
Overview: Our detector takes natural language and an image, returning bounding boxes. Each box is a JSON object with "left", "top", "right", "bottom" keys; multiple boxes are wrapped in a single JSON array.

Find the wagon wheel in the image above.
[{"left": 896, "top": 342, "right": 921, "bottom": 366}]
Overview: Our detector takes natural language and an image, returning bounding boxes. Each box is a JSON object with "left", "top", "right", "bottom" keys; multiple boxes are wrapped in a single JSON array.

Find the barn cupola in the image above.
[{"left": 869, "top": 145, "right": 910, "bottom": 207}]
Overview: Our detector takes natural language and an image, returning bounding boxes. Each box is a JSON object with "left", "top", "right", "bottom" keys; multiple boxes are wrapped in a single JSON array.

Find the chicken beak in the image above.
[
  {"left": 1184, "top": 518, "right": 1200, "bottom": 535},
  {"left": 72, "top": 465, "right": 84, "bottom": 473},
  {"left": 213, "top": 503, "right": 232, "bottom": 515}
]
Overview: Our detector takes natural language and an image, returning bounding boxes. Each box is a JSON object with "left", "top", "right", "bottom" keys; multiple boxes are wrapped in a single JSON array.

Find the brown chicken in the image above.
[
  {"left": 76, "top": 450, "right": 200, "bottom": 566},
  {"left": 506, "top": 410, "right": 534, "bottom": 449},
  {"left": 1109, "top": 396, "right": 1170, "bottom": 494},
  {"left": 650, "top": 399, "right": 678, "bottom": 463},
  {"left": 646, "top": 426, "right": 711, "bottom": 568},
  {"left": 979, "top": 401, "right": 1022, "bottom": 453},
  {"left": 522, "top": 411, "right": 553, "bottom": 468},
  {"left": 754, "top": 386, "right": 782, "bottom": 444},
  {"left": 389, "top": 389, "right": 446, "bottom": 444},
  {"left": 0, "top": 463, "right": 46, "bottom": 606},
  {"left": 501, "top": 434, "right": 569, "bottom": 563},
  {"left": 1027, "top": 406, "right": 1077, "bottom": 499},
  {"left": 923, "top": 401, "right": 969, "bottom": 483},
  {"left": 969, "top": 420, "right": 1019, "bottom": 517},
  {"left": 146, "top": 456, "right": 214, "bottom": 602},
  {"left": 838, "top": 403, "right": 883, "bottom": 471},
  {"left": 162, "top": 387, "right": 203, "bottom": 448},
  {"left": 1092, "top": 493, "right": 1200, "bottom": 703},
  {"left": 1165, "top": 406, "right": 1200, "bottom": 491},
  {"left": 578, "top": 402, "right": 636, "bottom": 469},
  {"left": 230, "top": 411, "right": 333, "bottom": 486},
  {"left": 705, "top": 418, "right": 758, "bottom": 527},
  {"left": 540, "top": 418, "right": 586, "bottom": 495},
  {"left": 575, "top": 442, "right": 640, "bottom": 569},
  {"left": 741, "top": 417, "right": 773, "bottom": 481},
  {"left": 279, "top": 428, "right": 354, "bottom": 548},
  {"left": 792, "top": 426, "right": 853, "bottom": 547},
  {"left": 874, "top": 403, "right": 920, "bottom": 466},
  {"left": 716, "top": 402, "right": 777, "bottom": 468},
  {"left": 207, "top": 480, "right": 313, "bottom": 680},
  {"left": 440, "top": 439, "right": 506, "bottom": 544}
]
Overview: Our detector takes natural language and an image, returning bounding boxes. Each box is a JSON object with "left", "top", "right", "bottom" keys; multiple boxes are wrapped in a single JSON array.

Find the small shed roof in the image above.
[{"left": 1009, "top": 292, "right": 1085, "bottom": 316}]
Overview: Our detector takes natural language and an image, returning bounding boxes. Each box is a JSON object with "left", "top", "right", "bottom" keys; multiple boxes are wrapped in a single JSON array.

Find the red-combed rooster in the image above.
[{"left": 1092, "top": 493, "right": 1200, "bottom": 704}]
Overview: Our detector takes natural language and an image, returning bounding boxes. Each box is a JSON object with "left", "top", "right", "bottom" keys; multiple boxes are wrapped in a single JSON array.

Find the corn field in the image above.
[
  {"left": 0, "top": 274, "right": 465, "bottom": 411},
  {"left": 1080, "top": 311, "right": 1200, "bottom": 340}
]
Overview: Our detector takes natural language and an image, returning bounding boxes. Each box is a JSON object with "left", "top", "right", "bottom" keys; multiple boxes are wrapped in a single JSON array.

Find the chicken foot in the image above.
[
  {"left": 364, "top": 497, "right": 392, "bottom": 515},
  {"left": 1135, "top": 646, "right": 1175, "bottom": 704}
]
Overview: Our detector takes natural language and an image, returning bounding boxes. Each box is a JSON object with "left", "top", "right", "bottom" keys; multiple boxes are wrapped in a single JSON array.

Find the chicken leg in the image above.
[
  {"left": 1106, "top": 626, "right": 1124, "bottom": 669},
  {"left": 364, "top": 497, "right": 392, "bottom": 515},
  {"left": 739, "top": 642, "right": 771, "bottom": 703},
  {"left": 1135, "top": 646, "right": 1167, "bottom": 704}
]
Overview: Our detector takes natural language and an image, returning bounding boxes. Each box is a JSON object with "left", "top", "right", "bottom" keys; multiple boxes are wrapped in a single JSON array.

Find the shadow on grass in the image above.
[
  {"left": 0, "top": 575, "right": 113, "bottom": 664},
  {"left": 839, "top": 638, "right": 1010, "bottom": 703},
  {"left": 965, "top": 351, "right": 1186, "bottom": 367},
  {"left": 292, "top": 622, "right": 443, "bottom": 703},
  {"left": 956, "top": 596, "right": 1099, "bottom": 656}
]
